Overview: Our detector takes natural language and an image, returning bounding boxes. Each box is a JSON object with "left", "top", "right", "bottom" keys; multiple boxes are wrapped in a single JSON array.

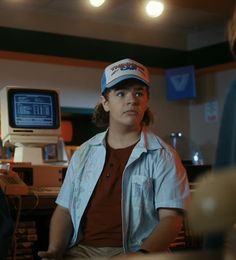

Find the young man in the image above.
[
  {"left": 38, "top": 58, "right": 190, "bottom": 259},
  {"left": 203, "top": 6, "right": 236, "bottom": 251}
]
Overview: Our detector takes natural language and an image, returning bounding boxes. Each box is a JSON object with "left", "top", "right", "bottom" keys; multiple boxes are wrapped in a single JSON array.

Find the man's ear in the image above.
[{"left": 100, "top": 95, "right": 110, "bottom": 112}]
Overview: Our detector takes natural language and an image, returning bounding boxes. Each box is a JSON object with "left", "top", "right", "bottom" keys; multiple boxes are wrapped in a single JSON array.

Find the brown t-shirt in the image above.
[{"left": 80, "top": 142, "right": 136, "bottom": 247}]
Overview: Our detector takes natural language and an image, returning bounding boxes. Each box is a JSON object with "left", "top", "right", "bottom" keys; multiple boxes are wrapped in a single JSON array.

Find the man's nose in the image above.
[{"left": 126, "top": 91, "right": 138, "bottom": 104}]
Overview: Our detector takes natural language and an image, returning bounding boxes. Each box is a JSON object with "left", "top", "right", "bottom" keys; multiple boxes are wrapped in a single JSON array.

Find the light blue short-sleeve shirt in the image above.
[{"left": 56, "top": 129, "right": 190, "bottom": 252}]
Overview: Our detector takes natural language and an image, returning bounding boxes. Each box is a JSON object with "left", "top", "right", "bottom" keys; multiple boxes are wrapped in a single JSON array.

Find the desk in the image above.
[
  {"left": 8, "top": 192, "right": 58, "bottom": 259},
  {"left": 8, "top": 187, "right": 59, "bottom": 212}
]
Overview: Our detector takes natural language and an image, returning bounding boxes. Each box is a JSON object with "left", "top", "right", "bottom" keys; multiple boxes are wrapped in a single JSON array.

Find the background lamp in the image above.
[
  {"left": 145, "top": 0, "right": 164, "bottom": 18},
  {"left": 89, "top": 0, "right": 106, "bottom": 8}
]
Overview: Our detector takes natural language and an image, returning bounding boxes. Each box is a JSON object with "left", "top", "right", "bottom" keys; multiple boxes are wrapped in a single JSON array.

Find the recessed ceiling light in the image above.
[
  {"left": 89, "top": 0, "right": 106, "bottom": 8},
  {"left": 145, "top": 0, "right": 164, "bottom": 18}
]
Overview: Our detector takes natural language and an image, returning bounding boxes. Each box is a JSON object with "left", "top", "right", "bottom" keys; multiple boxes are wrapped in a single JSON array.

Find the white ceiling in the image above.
[{"left": 0, "top": 0, "right": 235, "bottom": 50}]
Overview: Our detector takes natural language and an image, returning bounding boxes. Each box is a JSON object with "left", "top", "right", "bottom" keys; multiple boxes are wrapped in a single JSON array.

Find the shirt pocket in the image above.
[{"left": 130, "top": 175, "right": 153, "bottom": 208}]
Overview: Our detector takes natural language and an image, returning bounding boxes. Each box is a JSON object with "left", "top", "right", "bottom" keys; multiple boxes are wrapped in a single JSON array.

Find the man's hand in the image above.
[
  {"left": 37, "top": 205, "right": 73, "bottom": 259},
  {"left": 110, "top": 252, "right": 146, "bottom": 259},
  {"left": 38, "top": 248, "right": 63, "bottom": 260}
]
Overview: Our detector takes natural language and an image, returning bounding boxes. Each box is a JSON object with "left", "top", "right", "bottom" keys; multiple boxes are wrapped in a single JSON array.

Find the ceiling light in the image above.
[
  {"left": 145, "top": 0, "right": 164, "bottom": 18},
  {"left": 89, "top": 0, "right": 106, "bottom": 8}
]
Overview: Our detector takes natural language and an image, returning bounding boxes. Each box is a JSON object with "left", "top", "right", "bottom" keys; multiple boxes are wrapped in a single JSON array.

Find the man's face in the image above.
[{"left": 101, "top": 81, "right": 149, "bottom": 129}]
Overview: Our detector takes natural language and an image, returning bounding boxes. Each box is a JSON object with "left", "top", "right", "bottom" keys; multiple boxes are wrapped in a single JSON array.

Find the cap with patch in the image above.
[{"left": 101, "top": 58, "right": 150, "bottom": 93}]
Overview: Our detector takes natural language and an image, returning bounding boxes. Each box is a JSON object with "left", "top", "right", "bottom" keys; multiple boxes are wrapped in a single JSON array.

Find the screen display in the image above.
[{"left": 8, "top": 89, "right": 60, "bottom": 129}]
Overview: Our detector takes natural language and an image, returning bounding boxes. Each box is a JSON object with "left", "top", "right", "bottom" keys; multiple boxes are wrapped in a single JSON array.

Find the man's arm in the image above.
[
  {"left": 38, "top": 205, "right": 73, "bottom": 259},
  {"left": 140, "top": 208, "right": 183, "bottom": 253}
]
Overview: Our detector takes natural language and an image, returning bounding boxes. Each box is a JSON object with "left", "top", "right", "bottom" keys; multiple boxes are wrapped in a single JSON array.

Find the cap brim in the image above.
[{"left": 103, "top": 75, "right": 150, "bottom": 93}]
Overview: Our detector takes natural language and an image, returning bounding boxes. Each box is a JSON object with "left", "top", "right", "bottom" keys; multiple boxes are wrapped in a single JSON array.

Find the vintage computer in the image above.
[
  {"left": 0, "top": 85, "right": 61, "bottom": 165},
  {"left": 0, "top": 86, "right": 67, "bottom": 190}
]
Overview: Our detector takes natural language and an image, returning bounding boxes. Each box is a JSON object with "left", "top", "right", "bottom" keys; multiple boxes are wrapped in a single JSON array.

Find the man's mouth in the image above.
[{"left": 124, "top": 110, "right": 138, "bottom": 115}]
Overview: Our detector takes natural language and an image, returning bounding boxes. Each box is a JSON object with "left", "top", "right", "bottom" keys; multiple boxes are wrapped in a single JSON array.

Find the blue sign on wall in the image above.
[{"left": 166, "top": 65, "right": 196, "bottom": 101}]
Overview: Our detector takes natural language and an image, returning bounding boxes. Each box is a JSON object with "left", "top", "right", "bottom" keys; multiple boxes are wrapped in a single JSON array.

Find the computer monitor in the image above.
[{"left": 0, "top": 86, "right": 61, "bottom": 164}]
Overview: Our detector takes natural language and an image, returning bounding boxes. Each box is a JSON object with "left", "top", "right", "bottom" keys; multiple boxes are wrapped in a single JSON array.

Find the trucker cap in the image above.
[{"left": 101, "top": 58, "right": 150, "bottom": 93}]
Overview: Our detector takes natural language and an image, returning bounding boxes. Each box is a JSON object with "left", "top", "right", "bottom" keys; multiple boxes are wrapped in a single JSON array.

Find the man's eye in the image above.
[
  {"left": 136, "top": 92, "right": 144, "bottom": 97},
  {"left": 116, "top": 91, "right": 124, "bottom": 97}
]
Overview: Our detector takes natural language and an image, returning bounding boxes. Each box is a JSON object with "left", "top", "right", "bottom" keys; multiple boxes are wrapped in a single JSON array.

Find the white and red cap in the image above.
[{"left": 101, "top": 58, "right": 150, "bottom": 93}]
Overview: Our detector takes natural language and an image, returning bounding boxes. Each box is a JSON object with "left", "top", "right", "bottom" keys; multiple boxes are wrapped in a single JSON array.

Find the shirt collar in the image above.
[{"left": 88, "top": 128, "right": 163, "bottom": 151}]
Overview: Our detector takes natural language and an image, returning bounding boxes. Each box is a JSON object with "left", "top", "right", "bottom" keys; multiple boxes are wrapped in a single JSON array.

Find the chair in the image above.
[{"left": 187, "top": 167, "right": 236, "bottom": 259}]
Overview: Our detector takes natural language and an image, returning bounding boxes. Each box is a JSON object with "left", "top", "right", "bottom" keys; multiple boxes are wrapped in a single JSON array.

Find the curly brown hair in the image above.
[
  {"left": 92, "top": 79, "right": 154, "bottom": 128},
  {"left": 228, "top": 4, "right": 236, "bottom": 56}
]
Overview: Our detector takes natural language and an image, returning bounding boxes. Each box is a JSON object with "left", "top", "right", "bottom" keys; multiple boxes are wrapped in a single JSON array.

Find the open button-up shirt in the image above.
[{"left": 56, "top": 129, "right": 190, "bottom": 252}]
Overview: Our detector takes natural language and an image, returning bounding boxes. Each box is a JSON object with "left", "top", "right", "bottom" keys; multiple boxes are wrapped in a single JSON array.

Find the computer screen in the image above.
[{"left": 8, "top": 88, "right": 60, "bottom": 129}]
